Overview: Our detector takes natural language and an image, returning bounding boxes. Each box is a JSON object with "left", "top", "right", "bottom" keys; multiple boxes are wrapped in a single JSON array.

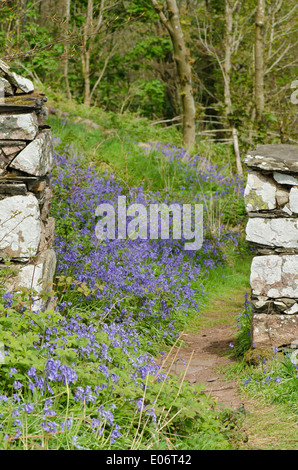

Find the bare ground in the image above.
[{"left": 165, "top": 293, "right": 245, "bottom": 410}]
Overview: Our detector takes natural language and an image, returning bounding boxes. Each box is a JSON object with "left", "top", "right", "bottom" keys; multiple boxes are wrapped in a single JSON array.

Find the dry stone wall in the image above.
[
  {"left": 0, "top": 60, "right": 56, "bottom": 311},
  {"left": 244, "top": 144, "right": 298, "bottom": 349}
]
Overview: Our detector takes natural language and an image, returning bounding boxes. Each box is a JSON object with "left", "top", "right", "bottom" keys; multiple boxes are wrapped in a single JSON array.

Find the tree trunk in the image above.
[
  {"left": 255, "top": 0, "right": 265, "bottom": 123},
  {"left": 232, "top": 127, "right": 243, "bottom": 176},
  {"left": 64, "top": 0, "right": 72, "bottom": 100},
  {"left": 152, "top": 0, "right": 196, "bottom": 150},
  {"left": 81, "top": 0, "right": 106, "bottom": 107},
  {"left": 224, "top": 1, "right": 243, "bottom": 176},
  {"left": 83, "top": 50, "right": 91, "bottom": 106},
  {"left": 82, "top": 0, "right": 93, "bottom": 106}
]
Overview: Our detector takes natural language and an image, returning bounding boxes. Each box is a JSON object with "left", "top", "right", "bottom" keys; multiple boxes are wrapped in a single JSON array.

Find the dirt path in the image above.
[
  {"left": 163, "top": 290, "right": 298, "bottom": 450},
  {"left": 174, "top": 329, "right": 242, "bottom": 409},
  {"left": 166, "top": 292, "right": 246, "bottom": 410}
]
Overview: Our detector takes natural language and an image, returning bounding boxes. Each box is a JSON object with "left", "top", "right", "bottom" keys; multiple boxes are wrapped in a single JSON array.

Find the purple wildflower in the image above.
[
  {"left": 72, "top": 435, "right": 83, "bottom": 450},
  {"left": 22, "top": 403, "right": 35, "bottom": 413},
  {"left": 13, "top": 380, "right": 23, "bottom": 390},
  {"left": 110, "top": 425, "right": 121, "bottom": 444}
]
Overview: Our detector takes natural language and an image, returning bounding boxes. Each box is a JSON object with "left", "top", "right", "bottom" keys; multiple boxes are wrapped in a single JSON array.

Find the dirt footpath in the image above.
[{"left": 176, "top": 329, "right": 242, "bottom": 409}]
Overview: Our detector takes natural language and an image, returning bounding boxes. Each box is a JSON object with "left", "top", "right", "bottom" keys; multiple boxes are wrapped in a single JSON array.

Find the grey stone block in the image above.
[
  {"left": 0, "top": 113, "right": 38, "bottom": 141},
  {"left": 0, "top": 193, "right": 41, "bottom": 259},
  {"left": 9, "top": 129, "right": 53, "bottom": 176}
]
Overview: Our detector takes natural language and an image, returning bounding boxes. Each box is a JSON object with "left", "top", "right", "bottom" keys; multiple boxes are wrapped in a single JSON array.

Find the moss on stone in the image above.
[
  {"left": 245, "top": 191, "right": 270, "bottom": 211},
  {"left": 4, "top": 96, "right": 34, "bottom": 106},
  {"left": 244, "top": 347, "right": 274, "bottom": 365}
]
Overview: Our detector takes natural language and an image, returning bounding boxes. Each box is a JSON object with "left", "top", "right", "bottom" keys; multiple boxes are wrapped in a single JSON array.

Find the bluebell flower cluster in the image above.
[
  {"left": 0, "top": 141, "right": 244, "bottom": 448},
  {"left": 51, "top": 146, "right": 241, "bottom": 323}
]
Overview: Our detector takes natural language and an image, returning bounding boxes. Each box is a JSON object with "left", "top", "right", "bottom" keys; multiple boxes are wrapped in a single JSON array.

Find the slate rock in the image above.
[
  {"left": 9, "top": 71, "right": 34, "bottom": 94},
  {"left": 273, "top": 172, "right": 298, "bottom": 186},
  {"left": 9, "top": 129, "right": 53, "bottom": 176},
  {"left": 0, "top": 183, "right": 27, "bottom": 196},
  {"left": 251, "top": 313, "right": 298, "bottom": 348},
  {"left": 250, "top": 255, "right": 298, "bottom": 298},
  {"left": 244, "top": 171, "right": 276, "bottom": 212},
  {"left": 246, "top": 217, "right": 298, "bottom": 249},
  {"left": 244, "top": 144, "right": 298, "bottom": 174},
  {"left": 0, "top": 77, "right": 14, "bottom": 97},
  {"left": 0, "top": 140, "right": 26, "bottom": 173},
  {"left": 289, "top": 187, "right": 298, "bottom": 214},
  {"left": 0, "top": 113, "right": 38, "bottom": 140},
  {"left": 0, "top": 59, "right": 34, "bottom": 94},
  {"left": 6, "top": 248, "right": 57, "bottom": 311}
]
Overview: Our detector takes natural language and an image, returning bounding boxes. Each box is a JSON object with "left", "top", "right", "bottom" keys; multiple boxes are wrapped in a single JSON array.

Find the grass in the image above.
[
  {"left": 192, "top": 250, "right": 252, "bottom": 330},
  {"left": 239, "top": 400, "right": 298, "bottom": 450},
  {"left": 169, "top": 238, "right": 297, "bottom": 450},
  {"left": 48, "top": 117, "right": 238, "bottom": 196},
  {"left": 1, "top": 90, "right": 296, "bottom": 450},
  {"left": 48, "top": 100, "right": 298, "bottom": 451},
  {"left": 227, "top": 356, "right": 298, "bottom": 450},
  {"left": 0, "top": 95, "right": 249, "bottom": 450}
]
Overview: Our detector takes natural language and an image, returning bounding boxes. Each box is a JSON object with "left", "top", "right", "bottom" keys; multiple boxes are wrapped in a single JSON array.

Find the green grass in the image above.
[
  {"left": 49, "top": 118, "right": 238, "bottom": 197},
  {"left": 0, "top": 92, "right": 252, "bottom": 450},
  {"left": 224, "top": 352, "right": 298, "bottom": 450},
  {"left": 47, "top": 96, "right": 297, "bottom": 451},
  {"left": 2, "top": 89, "right": 296, "bottom": 450},
  {"left": 239, "top": 401, "right": 298, "bottom": 450},
  {"left": 187, "top": 244, "right": 252, "bottom": 331},
  {"left": 46, "top": 85, "right": 239, "bottom": 188}
]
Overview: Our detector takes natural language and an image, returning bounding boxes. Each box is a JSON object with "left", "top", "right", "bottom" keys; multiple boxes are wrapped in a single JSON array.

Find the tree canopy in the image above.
[{"left": 0, "top": 0, "right": 297, "bottom": 150}]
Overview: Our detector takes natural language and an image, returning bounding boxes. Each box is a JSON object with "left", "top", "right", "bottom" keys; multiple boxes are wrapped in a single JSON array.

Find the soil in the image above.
[
  {"left": 174, "top": 329, "right": 243, "bottom": 409},
  {"left": 162, "top": 292, "right": 298, "bottom": 450},
  {"left": 164, "top": 292, "right": 248, "bottom": 410}
]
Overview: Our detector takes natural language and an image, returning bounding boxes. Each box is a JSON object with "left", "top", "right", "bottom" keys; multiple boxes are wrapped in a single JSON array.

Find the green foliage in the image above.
[
  {"left": 1, "top": 0, "right": 296, "bottom": 145},
  {"left": 229, "top": 298, "right": 298, "bottom": 415},
  {"left": 233, "top": 298, "right": 252, "bottom": 358},
  {"left": 0, "top": 275, "right": 243, "bottom": 450},
  {"left": 0, "top": 102, "right": 249, "bottom": 450},
  {"left": 119, "top": 79, "right": 168, "bottom": 118},
  {"left": 125, "top": 0, "right": 156, "bottom": 21},
  {"left": 130, "top": 37, "right": 172, "bottom": 61}
]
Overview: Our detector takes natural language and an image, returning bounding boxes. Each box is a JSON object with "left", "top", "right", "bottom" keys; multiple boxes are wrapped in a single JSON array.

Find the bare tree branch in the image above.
[{"left": 151, "top": 0, "right": 174, "bottom": 35}]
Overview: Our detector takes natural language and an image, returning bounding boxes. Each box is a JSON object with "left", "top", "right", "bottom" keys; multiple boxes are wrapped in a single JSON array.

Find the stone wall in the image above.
[
  {"left": 0, "top": 60, "right": 56, "bottom": 311},
  {"left": 244, "top": 144, "right": 298, "bottom": 348}
]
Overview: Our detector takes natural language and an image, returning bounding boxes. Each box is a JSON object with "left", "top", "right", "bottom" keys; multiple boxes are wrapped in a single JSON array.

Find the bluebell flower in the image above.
[
  {"left": 13, "top": 380, "right": 23, "bottom": 390},
  {"left": 145, "top": 408, "right": 157, "bottom": 422},
  {"left": 72, "top": 435, "right": 83, "bottom": 449},
  {"left": 40, "top": 421, "right": 58, "bottom": 433},
  {"left": 60, "top": 418, "right": 73, "bottom": 432},
  {"left": 13, "top": 419, "right": 22, "bottom": 427},
  {"left": 27, "top": 366, "right": 37, "bottom": 378},
  {"left": 13, "top": 428, "right": 21, "bottom": 439},
  {"left": 22, "top": 403, "right": 35, "bottom": 413},
  {"left": 110, "top": 425, "right": 121, "bottom": 444}
]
